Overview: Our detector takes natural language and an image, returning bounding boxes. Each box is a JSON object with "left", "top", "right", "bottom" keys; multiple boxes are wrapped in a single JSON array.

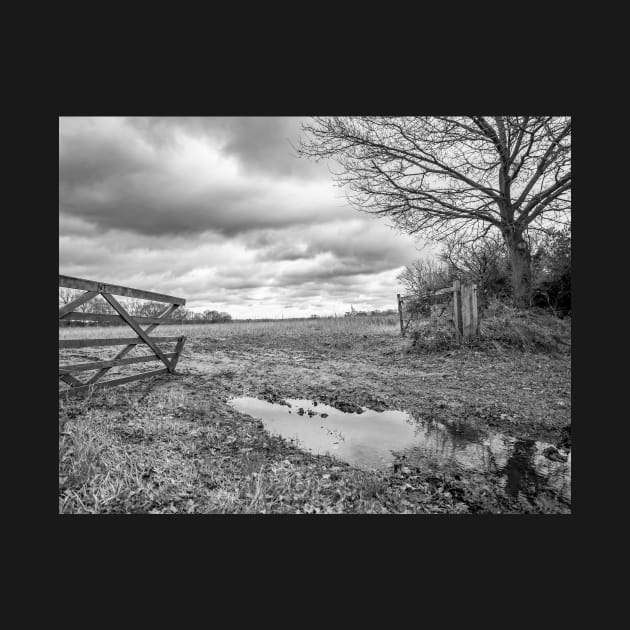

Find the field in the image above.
[{"left": 59, "top": 313, "right": 571, "bottom": 514}]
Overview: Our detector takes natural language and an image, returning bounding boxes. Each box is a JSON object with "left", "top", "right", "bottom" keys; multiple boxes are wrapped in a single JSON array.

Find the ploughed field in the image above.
[{"left": 59, "top": 316, "right": 571, "bottom": 514}]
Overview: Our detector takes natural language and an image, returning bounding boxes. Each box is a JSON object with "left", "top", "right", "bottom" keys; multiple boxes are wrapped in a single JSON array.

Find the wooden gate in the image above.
[
  {"left": 397, "top": 280, "right": 479, "bottom": 340},
  {"left": 59, "top": 275, "right": 187, "bottom": 398}
]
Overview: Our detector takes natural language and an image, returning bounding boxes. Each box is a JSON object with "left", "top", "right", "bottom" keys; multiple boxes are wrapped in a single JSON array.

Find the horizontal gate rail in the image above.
[
  {"left": 59, "top": 312, "right": 180, "bottom": 325},
  {"left": 59, "top": 369, "right": 171, "bottom": 397},
  {"left": 61, "top": 373, "right": 83, "bottom": 387},
  {"left": 59, "top": 352, "right": 178, "bottom": 374},
  {"left": 59, "top": 336, "right": 182, "bottom": 349},
  {"left": 59, "top": 274, "right": 186, "bottom": 305},
  {"left": 59, "top": 274, "right": 187, "bottom": 399}
]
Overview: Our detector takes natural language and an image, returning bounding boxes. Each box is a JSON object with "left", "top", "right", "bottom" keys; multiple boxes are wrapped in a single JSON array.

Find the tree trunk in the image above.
[{"left": 504, "top": 230, "right": 532, "bottom": 308}]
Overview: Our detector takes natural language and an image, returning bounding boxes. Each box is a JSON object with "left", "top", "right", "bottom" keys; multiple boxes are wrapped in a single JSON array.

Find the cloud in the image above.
[
  {"left": 60, "top": 118, "right": 345, "bottom": 237},
  {"left": 125, "top": 116, "right": 325, "bottom": 179}
]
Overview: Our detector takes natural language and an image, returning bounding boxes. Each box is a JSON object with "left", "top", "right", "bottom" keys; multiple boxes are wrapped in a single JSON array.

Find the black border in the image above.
[{"left": 27, "top": 41, "right": 588, "bottom": 590}]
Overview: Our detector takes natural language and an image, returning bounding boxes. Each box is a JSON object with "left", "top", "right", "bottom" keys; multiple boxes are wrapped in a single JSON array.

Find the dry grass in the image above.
[
  {"left": 59, "top": 387, "right": 208, "bottom": 513},
  {"left": 59, "top": 314, "right": 401, "bottom": 341},
  {"left": 59, "top": 383, "right": 457, "bottom": 514}
]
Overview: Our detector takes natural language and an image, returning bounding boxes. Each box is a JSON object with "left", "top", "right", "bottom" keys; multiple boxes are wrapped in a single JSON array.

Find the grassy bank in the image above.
[{"left": 59, "top": 383, "right": 473, "bottom": 514}]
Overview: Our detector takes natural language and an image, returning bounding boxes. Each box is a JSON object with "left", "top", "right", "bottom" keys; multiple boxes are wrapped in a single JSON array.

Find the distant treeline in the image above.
[
  {"left": 59, "top": 286, "right": 400, "bottom": 326},
  {"left": 59, "top": 288, "right": 232, "bottom": 326},
  {"left": 343, "top": 307, "right": 397, "bottom": 318},
  {"left": 231, "top": 310, "right": 398, "bottom": 323},
  {"left": 173, "top": 308, "right": 232, "bottom": 323}
]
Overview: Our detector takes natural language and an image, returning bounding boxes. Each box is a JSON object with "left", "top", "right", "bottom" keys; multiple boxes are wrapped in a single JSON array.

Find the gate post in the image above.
[
  {"left": 452, "top": 280, "right": 462, "bottom": 342},
  {"left": 397, "top": 294, "right": 405, "bottom": 336},
  {"left": 461, "top": 283, "right": 479, "bottom": 340},
  {"left": 473, "top": 284, "right": 478, "bottom": 335}
]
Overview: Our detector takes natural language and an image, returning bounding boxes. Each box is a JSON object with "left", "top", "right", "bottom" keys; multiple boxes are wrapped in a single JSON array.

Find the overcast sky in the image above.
[{"left": 59, "top": 117, "right": 434, "bottom": 318}]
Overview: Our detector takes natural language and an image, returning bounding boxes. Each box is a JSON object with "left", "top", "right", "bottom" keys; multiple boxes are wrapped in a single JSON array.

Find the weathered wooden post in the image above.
[
  {"left": 474, "top": 284, "right": 478, "bottom": 335},
  {"left": 474, "top": 284, "right": 479, "bottom": 330},
  {"left": 461, "top": 283, "right": 479, "bottom": 340},
  {"left": 397, "top": 294, "right": 405, "bottom": 336},
  {"left": 452, "top": 280, "right": 462, "bottom": 342}
]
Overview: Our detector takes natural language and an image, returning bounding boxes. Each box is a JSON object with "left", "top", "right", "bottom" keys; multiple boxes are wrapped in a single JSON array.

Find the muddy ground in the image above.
[{"left": 59, "top": 322, "right": 571, "bottom": 514}]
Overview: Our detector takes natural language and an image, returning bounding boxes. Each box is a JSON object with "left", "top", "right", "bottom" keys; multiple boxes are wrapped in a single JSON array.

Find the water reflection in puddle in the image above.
[{"left": 228, "top": 397, "right": 571, "bottom": 502}]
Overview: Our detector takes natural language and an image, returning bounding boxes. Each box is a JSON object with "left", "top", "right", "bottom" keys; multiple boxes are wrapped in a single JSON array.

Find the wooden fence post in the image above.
[
  {"left": 169, "top": 335, "right": 187, "bottom": 372},
  {"left": 452, "top": 280, "right": 462, "bottom": 342},
  {"left": 471, "top": 283, "right": 479, "bottom": 336},
  {"left": 397, "top": 294, "right": 404, "bottom": 336},
  {"left": 461, "top": 283, "right": 479, "bottom": 340}
]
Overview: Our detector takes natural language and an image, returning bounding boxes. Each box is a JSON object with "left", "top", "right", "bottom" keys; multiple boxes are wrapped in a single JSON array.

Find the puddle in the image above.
[
  {"left": 228, "top": 397, "right": 571, "bottom": 503},
  {"left": 402, "top": 423, "right": 571, "bottom": 503}
]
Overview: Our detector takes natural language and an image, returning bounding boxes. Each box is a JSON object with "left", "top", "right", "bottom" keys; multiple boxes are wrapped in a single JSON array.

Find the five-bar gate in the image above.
[{"left": 59, "top": 275, "right": 187, "bottom": 398}]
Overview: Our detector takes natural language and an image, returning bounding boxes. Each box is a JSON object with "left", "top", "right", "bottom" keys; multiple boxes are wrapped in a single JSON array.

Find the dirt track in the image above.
[{"left": 182, "top": 327, "right": 570, "bottom": 445}]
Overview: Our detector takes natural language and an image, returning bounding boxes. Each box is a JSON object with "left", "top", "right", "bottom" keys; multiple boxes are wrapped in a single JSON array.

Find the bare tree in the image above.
[
  {"left": 59, "top": 287, "right": 101, "bottom": 312},
  {"left": 137, "top": 300, "right": 166, "bottom": 318},
  {"left": 59, "top": 287, "right": 76, "bottom": 307},
  {"left": 298, "top": 116, "right": 571, "bottom": 307}
]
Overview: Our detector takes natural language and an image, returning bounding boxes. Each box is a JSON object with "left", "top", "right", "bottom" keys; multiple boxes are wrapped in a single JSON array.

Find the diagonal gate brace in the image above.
[
  {"left": 86, "top": 303, "right": 180, "bottom": 385},
  {"left": 100, "top": 293, "right": 175, "bottom": 372}
]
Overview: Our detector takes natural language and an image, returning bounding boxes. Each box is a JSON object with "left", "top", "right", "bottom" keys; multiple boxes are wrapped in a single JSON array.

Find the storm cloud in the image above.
[{"left": 59, "top": 117, "right": 431, "bottom": 317}]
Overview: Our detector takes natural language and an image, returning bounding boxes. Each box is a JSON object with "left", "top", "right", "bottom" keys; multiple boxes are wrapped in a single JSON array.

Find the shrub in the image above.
[
  {"left": 531, "top": 227, "right": 571, "bottom": 317},
  {"left": 410, "top": 297, "right": 570, "bottom": 354},
  {"left": 439, "top": 233, "right": 511, "bottom": 309}
]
